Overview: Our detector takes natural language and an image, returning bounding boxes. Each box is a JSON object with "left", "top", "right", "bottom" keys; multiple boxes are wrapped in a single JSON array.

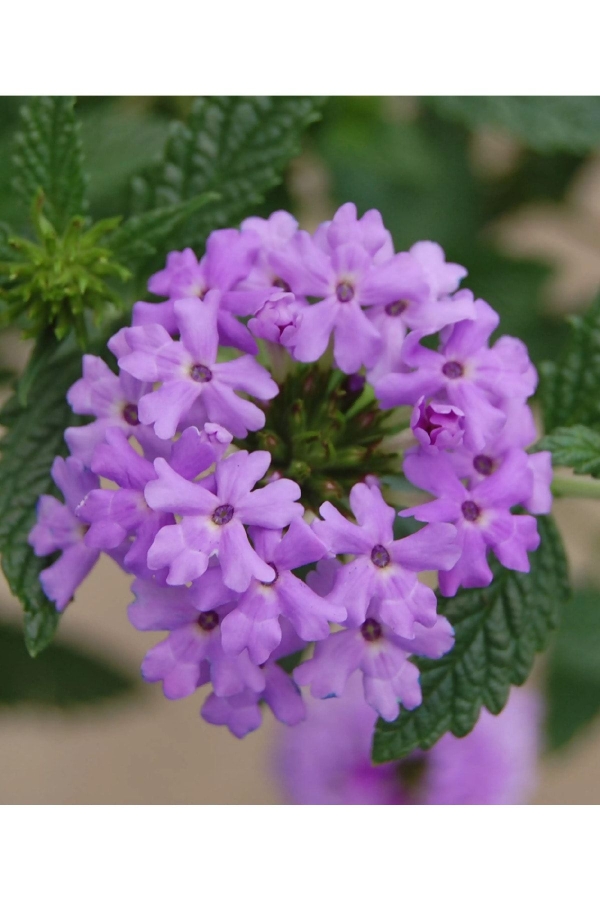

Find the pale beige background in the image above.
[{"left": 1, "top": 129, "right": 600, "bottom": 805}]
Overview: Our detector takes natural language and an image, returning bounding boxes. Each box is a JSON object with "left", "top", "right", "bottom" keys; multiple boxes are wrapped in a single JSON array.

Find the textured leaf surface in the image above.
[
  {"left": 106, "top": 191, "right": 219, "bottom": 268},
  {"left": 13, "top": 97, "right": 87, "bottom": 230},
  {"left": 538, "top": 425, "right": 600, "bottom": 477},
  {"left": 0, "top": 344, "right": 83, "bottom": 656},
  {"left": 372, "top": 516, "right": 570, "bottom": 763},
  {"left": 0, "top": 620, "right": 136, "bottom": 708},
  {"left": 130, "top": 96, "right": 324, "bottom": 249},
  {"left": 546, "top": 588, "right": 600, "bottom": 751},
  {"left": 540, "top": 295, "right": 600, "bottom": 433},
  {"left": 429, "top": 97, "right": 600, "bottom": 153}
]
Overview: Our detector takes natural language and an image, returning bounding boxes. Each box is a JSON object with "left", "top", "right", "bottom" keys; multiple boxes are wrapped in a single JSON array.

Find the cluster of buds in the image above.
[{"left": 29, "top": 203, "right": 552, "bottom": 737}]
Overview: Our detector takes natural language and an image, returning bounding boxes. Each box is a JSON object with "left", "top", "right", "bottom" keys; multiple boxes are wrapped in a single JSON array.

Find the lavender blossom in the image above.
[
  {"left": 375, "top": 299, "right": 537, "bottom": 450},
  {"left": 294, "top": 607, "right": 454, "bottom": 721},
  {"left": 137, "top": 229, "right": 275, "bottom": 354},
  {"left": 220, "top": 518, "right": 344, "bottom": 665},
  {"left": 28, "top": 457, "right": 100, "bottom": 610},
  {"left": 401, "top": 449, "right": 540, "bottom": 596},
  {"left": 144, "top": 449, "right": 303, "bottom": 591},
  {"left": 312, "top": 481, "right": 460, "bottom": 636},
  {"left": 119, "top": 292, "right": 278, "bottom": 439}
]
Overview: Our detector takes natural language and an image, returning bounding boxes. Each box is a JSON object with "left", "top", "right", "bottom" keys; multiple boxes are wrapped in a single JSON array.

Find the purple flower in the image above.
[
  {"left": 275, "top": 676, "right": 539, "bottom": 804},
  {"left": 138, "top": 605, "right": 264, "bottom": 701},
  {"left": 366, "top": 287, "right": 477, "bottom": 383},
  {"left": 201, "top": 619, "right": 307, "bottom": 737},
  {"left": 447, "top": 398, "right": 552, "bottom": 515},
  {"left": 411, "top": 396, "right": 466, "bottom": 452},
  {"left": 247, "top": 292, "right": 308, "bottom": 349},
  {"left": 375, "top": 299, "right": 537, "bottom": 450},
  {"left": 64, "top": 354, "right": 158, "bottom": 465},
  {"left": 408, "top": 240, "right": 468, "bottom": 299},
  {"left": 28, "top": 457, "right": 100, "bottom": 610},
  {"left": 294, "top": 608, "right": 454, "bottom": 721},
  {"left": 270, "top": 218, "right": 431, "bottom": 372},
  {"left": 202, "top": 663, "right": 305, "bottom": 738},
  {"left": 220, "top": 518, "right": 345, "bottom": 665},
  {"left": 312, "top": 481, "right": 460, "bottom": 637},
  {"left": 76, "top": 428, "right": 172, "bottom": 577},
  {"left": 137, "top": 230, "right": 273, "bottom": 354},
  {"left": 144, "top": 449, "right": 303, "bottom": 591},
  {"left": 312, "top": 202, "right": 394, "bottom": 263},
  {"left": 401, "top": 448, "right": 540, "bottom": 596},
  {"left": 239, "top": 211, "right": 301, "bottom": 292},
  {"left": 119, "top": 292, "right": 278, "bottom": 439}
]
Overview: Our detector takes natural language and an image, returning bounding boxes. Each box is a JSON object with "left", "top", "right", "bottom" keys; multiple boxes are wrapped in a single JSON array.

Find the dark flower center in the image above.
[
  {"left": 461, "top": 500, "right": 480, "bottom": 522},
  {"left": 212, "top": 504, "right": 234, "bottom": 526},
  {"left": 198, "top": 610, "right": 220, "bottom": 632},
  {"left": 442, "top": 360, "right": 464, "bottom": 379},
  {"left": 122, "top": 403, "right": 139, "bottom": 426},
  {"left": 370, "top": 544, "right": 391, "bottom": 568},
  {"left": 360, "top": 618, "right": 383, "bottom": 642},
  {"left": 473, "top": 454, "right": 494, "bottom": 476},
  {"left": 385, "top": 299, "right": 408, "bottom": 317},
  {"left": 190, "top": 364, "right": 213, "bottom": 383},
  {"left": 336, "top": 281, "right": 355, "bottom": 303},
  {"left": 272, "top": 277, "right": 291, "bottom": 292}
]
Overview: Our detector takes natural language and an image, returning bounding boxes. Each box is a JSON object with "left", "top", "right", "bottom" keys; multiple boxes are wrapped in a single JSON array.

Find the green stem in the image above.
[{"left": 551, "top": 474, "right": 600, "bottom": 499}]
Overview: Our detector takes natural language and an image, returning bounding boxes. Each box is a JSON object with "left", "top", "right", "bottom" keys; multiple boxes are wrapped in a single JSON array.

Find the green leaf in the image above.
[
  {"left": 106, "top": 191, "right": 219, "bottom": 269},
  {"left": 546, "top": 587, "right": 600, "bottom": 751},
  {"left": 428, "top": 97, "right": 600, "bottom": 153},
  {"left": 13, "top": 97, "right": 87, "bottom": 232},
  {"left": 0, "top": 619, "right": 137, "bottom": 708},
  {"left": 538, "top": 425, "right": 600, "bottom": 477},
  {"left": 130, "top": 96, "right": 324, "bottom": 249},
  {"left": 0, "top": 342, "right": 83, "bottom": 656},
  {"left": 15, "top": 328, "right": 60, "bottom": 407},
  {"left": 80, "top": 102, "right": 172, "bottom": 220},
  {"left": 372, "top": 516, "right": 570, "bottom": 763},
  {"left": 540, "top": 295, "right": 600, "bottom": 433}
]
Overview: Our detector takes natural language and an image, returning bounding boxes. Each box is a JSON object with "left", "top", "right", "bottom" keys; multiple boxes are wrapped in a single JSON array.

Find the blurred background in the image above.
[{"left": 1, "top": 96, "right": 600, "bottom": 803}]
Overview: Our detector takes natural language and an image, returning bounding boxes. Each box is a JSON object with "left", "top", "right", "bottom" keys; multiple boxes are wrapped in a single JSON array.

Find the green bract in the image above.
[{"left": 0, "top": 194, "right": 129, "bottom": 344}]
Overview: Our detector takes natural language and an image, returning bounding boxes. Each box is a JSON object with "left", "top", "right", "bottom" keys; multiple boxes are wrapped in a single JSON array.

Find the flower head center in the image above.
[
  {"left": 442, "top": 360, "right": 464, "bottom": 379},
  {"left": 385, "top": 299, "right": 408, "bottom": 317},
  {"left": 190, "top": 364, "right": 213, "bottom": 383},
  {"left": 360, "top": 617, "right": 383, "bottom": 642},
  {"left": 336, "top": 281, "right": 355, "bottom": 303},
  {"left": 198, "top": 610, "right": 219, "bottom": 632},
  {"left": 473, "top": 454, "right": 494, "bottom": 476},
  {"left": 122, "top": 403, "right": 139, "bottom": 426},
  {"left": 461, "top": 500, "right": 480, "bottom": 522},
  {"left": 273, "top": 277, "right": 291, "bottom": 292},
  {"left": 370, "top": 544, "right": 391, "bottom": 568},
  {"left": 212, "top": 503, "right": 234, "bottom": 526}
]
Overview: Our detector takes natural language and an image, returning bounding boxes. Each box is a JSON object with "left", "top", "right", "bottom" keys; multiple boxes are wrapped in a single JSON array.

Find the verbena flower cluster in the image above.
[{"left": 29, "top": 203, "right": 552, "bottom": 738}]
